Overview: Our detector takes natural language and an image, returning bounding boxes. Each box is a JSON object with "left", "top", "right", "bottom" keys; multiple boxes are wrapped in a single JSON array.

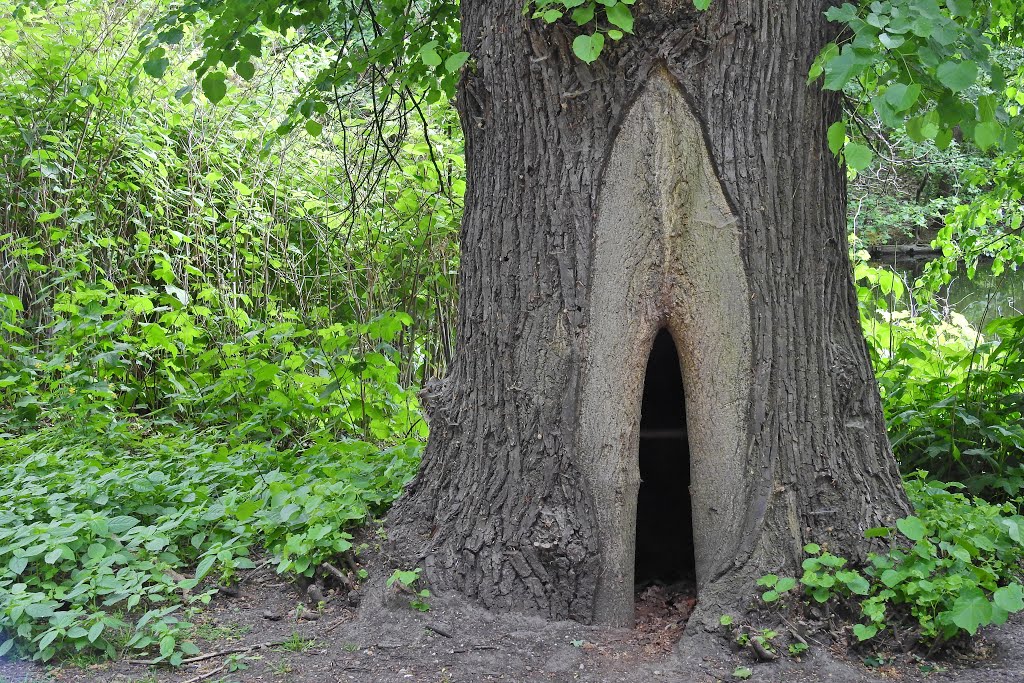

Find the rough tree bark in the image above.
[{"left": 387, "top": 0, "right": 911, "bottom": 629}]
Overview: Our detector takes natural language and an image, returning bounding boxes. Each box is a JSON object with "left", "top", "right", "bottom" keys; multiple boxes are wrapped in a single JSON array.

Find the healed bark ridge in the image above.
[
  {"left": 387, "top": 0, "right": 910, "bottom": 629},
  {"left": 582, "top": 70, "right": 751, "bottom": 625}
]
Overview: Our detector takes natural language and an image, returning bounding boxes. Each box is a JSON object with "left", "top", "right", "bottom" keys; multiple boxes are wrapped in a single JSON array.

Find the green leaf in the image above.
[
  {"left": 757, "top": 574, "right": 778, "bottom": 587},
  {"left": 0, "top": 639, "right": 13, "bottom": 657},
  {"left": 201, "top": 72, "right": 228, "bottom": 104},
  {"left": 234, "top": 500, "right": 262, "bottom": 522},
  {"left": 571, "top": 3, "right": 596, "bottom": 25},
  {"left": 732, "top": 666, "right": 752, "bottom": 680},
  {"left": 823, "top": 45, "right": 863, "bottom": 91},
  {"left": 195, "top": 555, "right": 216, "bottom": 580},
  {"left": 884, "top": 83, "right": 921, "bottom": 112},
  {"left": 936, "top": 61, "right": 978, "bottom": 93},
  {"left": 974, "top": 121, "right": 1000, "bottom": 151},
  {"left": 108, "top": 515, "right": 140, "bottom": 534},
  {"left": 541, "top": 9, "right": 563, "bottom": 22},
  {"left": 693, "top": 0, "right": 711, "bottom": 8},
  {"left": 160, "top": 634, "right": 176, "bottom": 658},
  {"left": 775, "top": 577, "right": 797, "bottom": 593},
  {"left": 571, "top": 33, "right": 605, "bottom": 64},
  {"left": 9, "top": 556, "right": 27, "bottom": 575},
  {"left": 827, "top": 121, "right": 846, "bottom": 156},
  {"left": 762, "top": 590, "right": 780, "bottom": 602},
  {"left": 236, "top": 61, "right": 256, "bottom": 81},
  {"left": 144, "top": 55, "right": 169, "bottom": 79},
  {"left": 305, "top": 120, "right": 323, "bottom": 137},
  {"left": 853, "top": 623, "right": 878, "bottom": 641},
  {"left": 606, "top": 3, "right": 634, "bottom": 33},
  {"left": 803, "top": 543, "right": 821, "bottom": 555},
  {"left": 946, "top": 0, "right": 973, "bottom": 17},
  {"left": 950, "top": 588, "right": 992, "bottom": 635},
  {"left": 844, "top": 142, "right": 873, "bottom": 172},
  {"left": 419, "top": 41, "right": 442, "bottom": 67},
  {"left": 444, "top": 52, "right": 470, "bottom": 73},
  {"left": 994, "top": 584, "right": 1024, "bottom": 613},
  {"left": 238, "top": 33, "right": 262, "bottom": 56},
  {"left": 896, "top": 516, "right": 928, "bottom": 542}
]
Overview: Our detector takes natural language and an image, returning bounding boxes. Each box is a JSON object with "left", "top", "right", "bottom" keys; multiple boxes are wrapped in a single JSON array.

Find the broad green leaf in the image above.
[
  {"left": 305, "top": 120, "right": 323, "bottom": 137},
  {"left": 896, "top": 515, "right": 928, "bottom": 542},
  {"left": 994, "top": 584, "right": 1024, "bottom": 613},
  {"left": 776, "top": 577, "right": 797, "bottom": 592},
  {"left": 823, "top": 45, "right": 864, "bottom": 91},
  {"left": 884, "top": 82, "right": 921, "bottom": 112},
  {"left": 853, "top": 623, "right": 878, "bottom": 641},
  {"left": 144, "top": 55, "right": 169, "bottom": 79},
  {"left": 201, "top": 72, "right": 228, "bottom": 103},
  {"left": 235, "top": 500, "right": 262, "bottom": 521},
  {"left": 844, "top": 142, "right": 873, "bottom": 172},
  {"left": 827, "top": 121, "right": 847, "bottom": 155},
  {"left": 936, "top": 61, "right": 978, "bottom": 93},
  {"left": 419, "top": 41, "right": 442, "bottom": 67},
  {"left": 236, "top": 61, "right": 256, "bottom": 81},
  {"left": 444, "top": 52, "right": 470, "bottom": 73},
  {"left": 160, "top": 634, "right": 176, "bottom": 658},
  {"left": 572, "top": 4, "right": 596, "bottom": 25},
  {"left": 974, "top": 121, "right": 1000, "bottom": 151},
  {"left": 950, "top": 587, "right": 992, "bottom": 635},
  {"left": 606, "top": 3, "right": 634, "bottom": 33},
  {"left": 108, "top": 516, "right": 140, "bottom": 534},
  {"left": 572, "top": 33, "right": 605, "bottom": 64}
]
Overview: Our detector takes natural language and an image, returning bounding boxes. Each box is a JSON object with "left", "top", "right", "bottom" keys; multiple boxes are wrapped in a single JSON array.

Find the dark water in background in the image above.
[{"left": 870, "top": 257, "right": 1024, "bottom": 331}]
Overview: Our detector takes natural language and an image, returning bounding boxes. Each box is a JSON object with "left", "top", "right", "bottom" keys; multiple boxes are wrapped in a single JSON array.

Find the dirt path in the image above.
[{"left": 4, "top": 565, "right": 1024, "bottom": 683}]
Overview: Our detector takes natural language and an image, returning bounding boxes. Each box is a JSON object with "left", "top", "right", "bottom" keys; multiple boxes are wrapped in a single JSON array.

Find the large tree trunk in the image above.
[{"left": 387, "top": 0, "right": 911, "bottom": 628}]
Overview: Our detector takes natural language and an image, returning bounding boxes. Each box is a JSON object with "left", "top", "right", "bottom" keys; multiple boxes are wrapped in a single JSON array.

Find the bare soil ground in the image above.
[{"left": 3, "top": 563, "right": 1024, "bottom": 683}]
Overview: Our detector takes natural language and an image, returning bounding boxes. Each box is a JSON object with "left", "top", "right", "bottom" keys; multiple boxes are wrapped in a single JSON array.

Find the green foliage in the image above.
[
  {"left": 812, "top": 0, "right": 1023, "bottom": 170},
  {"left": 0, "top": 0, "right": 447, "bottom": 665},
  {"left": 856, "top": 259, "right": 1024, "bottom": 499},
  {"left": 776, "top": 475, "right": 1024, "bottom": 646},
  {"left": 387, "top": 567, "right": 432, "bottom": 612},
  {"left": 0, "top": 404, "right": 420, "bottom": 662}
]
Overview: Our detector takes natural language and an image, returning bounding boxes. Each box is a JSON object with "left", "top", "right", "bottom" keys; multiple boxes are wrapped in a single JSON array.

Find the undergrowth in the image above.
[
  {"left": 745, "top": 474, "right": 1024, "bottom": 655},
  {"left": 0, "top": 412, "right": 419, "bottom": 663}
]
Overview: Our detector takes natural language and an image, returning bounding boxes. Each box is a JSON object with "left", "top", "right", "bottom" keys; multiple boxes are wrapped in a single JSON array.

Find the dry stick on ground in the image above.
[
  {"left": 181, "top": 664, "right": 226, "bottom": 683},
  {"left": 126, "top": 640, "right": 288, "bottom": 666},
  {"left": 322, "top": 561, "right": 354, "bottom": 589}
]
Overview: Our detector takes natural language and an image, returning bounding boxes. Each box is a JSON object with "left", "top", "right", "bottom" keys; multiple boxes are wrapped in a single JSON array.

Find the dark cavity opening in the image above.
[{"left": 635, "top": 329, "right": 695, "bottom": 587}]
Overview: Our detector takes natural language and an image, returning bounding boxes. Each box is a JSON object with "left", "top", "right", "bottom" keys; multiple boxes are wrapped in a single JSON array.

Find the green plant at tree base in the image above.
[
  {"left": 757, "top": 473, "right": 1024, "bottom": 648},
  {"left": 387, "top": 568, "right": 432, "bottom": 612}
]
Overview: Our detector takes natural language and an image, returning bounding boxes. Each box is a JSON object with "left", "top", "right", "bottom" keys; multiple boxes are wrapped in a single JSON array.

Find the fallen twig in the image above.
[
  {"left": 425, "top": 623, "right": 453, "bottom": 638},
  {"left": 181, "top": 664, "right": 226, "bottom": 683},
  {"left": 750, "top": 638, "right": 778, "bottom": 662},
  {"left": 322, "top": 561, "right": 354, "bottom": 589},
  {"left": 126, "top": 640, "right": 288, "bottom": 666}
]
